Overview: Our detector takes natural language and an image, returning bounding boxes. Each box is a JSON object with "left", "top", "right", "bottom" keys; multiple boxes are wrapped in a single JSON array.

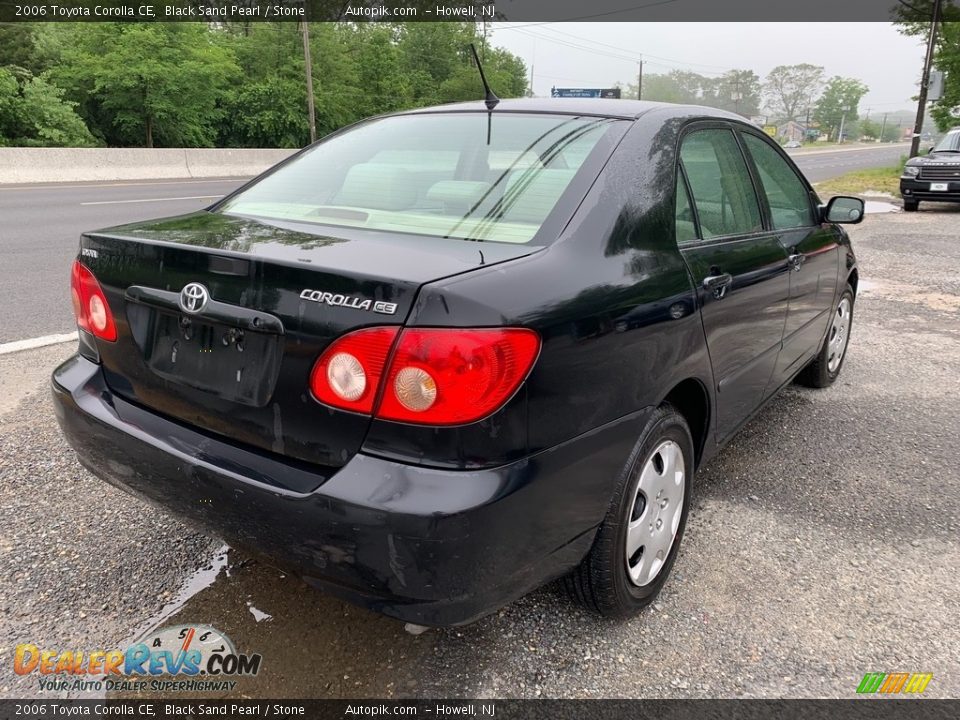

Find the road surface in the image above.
[
  {"left": 784, "top": 142, "right": 908, "bottom": 182},
  {"left": 0, "top": 144, "right": 908, "bottom": 344}
]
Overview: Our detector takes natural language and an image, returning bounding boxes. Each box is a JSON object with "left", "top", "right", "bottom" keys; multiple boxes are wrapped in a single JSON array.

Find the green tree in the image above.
[
  {"left": 763, "top": 64, "right": 824, "bottom": 123},
  {"left": 0, "top": 69, "right": 21, "bottom": 144},
  {"left": 632, "top": 70, "right": 710, "bottom": 105},
  {"left": 814, "top": 76, "right": 869, "bottom": 141},
  {"left": 0, "top": 67, "right": 96, "bottom": 147},
  {"left": 707, "top": 70, "right": 762, "bottom": 116},
  {"left": 860, "top": 116, "right": 880, "bottom": 140},
  {"left": 0, "top": 24, "right": 44, "bottom": 74},
  {"left": 6, "top": 20, "right": 529, "bottom": 148},
  {"left": 896, "top": 2, "right": 960, "bottom": 131},
  {"left": 51, "top": 24, "right": 240, "bottom": 147},
  {"left": 881, "top": 121, "right": 903, "bottom": 143},
  {"left": 399, "top": 23, "right": 476, "bottom": 105}
]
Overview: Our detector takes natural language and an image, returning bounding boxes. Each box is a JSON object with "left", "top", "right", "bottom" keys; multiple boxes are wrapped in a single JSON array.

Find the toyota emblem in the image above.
[{"left": 179, "top": 283, "right": 210, "bottom": 314}]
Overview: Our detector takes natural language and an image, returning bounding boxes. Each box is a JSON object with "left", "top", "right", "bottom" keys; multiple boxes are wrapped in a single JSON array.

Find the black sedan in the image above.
[
  {"left": 52, "top": 99, "right": 862, "bottom": 626},
  {"left": 900, "top": 127, "right": 960, "bottom": 211}
]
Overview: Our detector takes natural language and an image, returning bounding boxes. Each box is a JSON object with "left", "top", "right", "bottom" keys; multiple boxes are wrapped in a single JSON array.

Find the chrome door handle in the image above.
[
  {"left": 788, "top": 253, "right": 805, "bottom": 271},
  {"left": 702, "top": 273, "right": 733, "bottom": 299}
]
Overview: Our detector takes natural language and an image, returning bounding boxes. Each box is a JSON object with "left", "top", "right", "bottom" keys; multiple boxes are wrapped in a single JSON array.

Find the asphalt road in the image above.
[
  {"left": 0, "top": 178, "right": 248, "bottom": 344},
  {"left": 784, "top": 142, "right": 908, "bottom": 182},
  {"left": 0, "top": 143, "right": 909, "bottom": 345},
  {"left": 1, "top": 206, "right": 958, "bottom": 699}
]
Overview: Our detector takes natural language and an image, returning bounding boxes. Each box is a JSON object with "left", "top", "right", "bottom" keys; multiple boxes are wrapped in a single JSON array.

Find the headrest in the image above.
[
  {"left": 502, "top": 168, "right": 578, "bottom": 223},
  {"left": 426, "top": 180, "right": 492, "bottom": 211},
  {"left": 336, "top": 163, "right": 417, "bottom": 211}
]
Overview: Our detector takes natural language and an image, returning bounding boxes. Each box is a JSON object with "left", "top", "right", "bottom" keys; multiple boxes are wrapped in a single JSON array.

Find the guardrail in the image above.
[{"left": 0, "top": 148, "right": 299, "bottom": 184}]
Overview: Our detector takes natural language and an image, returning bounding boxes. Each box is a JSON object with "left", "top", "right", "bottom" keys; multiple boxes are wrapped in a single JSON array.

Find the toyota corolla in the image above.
[{"left": 52, "top": 99, "right": 862, "bottom": 626}]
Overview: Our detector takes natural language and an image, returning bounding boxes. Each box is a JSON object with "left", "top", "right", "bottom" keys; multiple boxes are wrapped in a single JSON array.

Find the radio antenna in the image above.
[{"left": 470, "top": 43, "right": 500, "bottom": 111}]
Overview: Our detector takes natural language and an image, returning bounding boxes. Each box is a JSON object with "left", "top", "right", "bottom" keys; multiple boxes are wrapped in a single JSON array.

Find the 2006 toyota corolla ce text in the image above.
[{"left": 52, "top": 99, "right": 862, "bottom": 626}]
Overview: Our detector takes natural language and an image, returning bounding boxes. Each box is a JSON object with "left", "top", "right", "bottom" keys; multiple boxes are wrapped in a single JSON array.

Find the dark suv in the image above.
[
  {"left": 52, "top": 100, "right": 862, "bottom": 626},
  {"left": 901, "top": 127, "right": 960, "bottom": 210}
]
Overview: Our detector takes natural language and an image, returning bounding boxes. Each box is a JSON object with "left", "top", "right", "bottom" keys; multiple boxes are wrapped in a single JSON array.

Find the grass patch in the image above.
[{"left": 814, "top": 156, "right": 907, "bottom": 197}]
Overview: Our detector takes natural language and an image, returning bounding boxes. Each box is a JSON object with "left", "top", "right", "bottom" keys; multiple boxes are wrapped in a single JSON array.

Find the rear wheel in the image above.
[
  {"left": 565, "top": 404, "right": 693, "bottom": 616},
  {"left": 797, "top": 284, "right": 854, "bottom": 388},
  {"left": 903, "top": 198, "right": 919, "bottom": 211}
]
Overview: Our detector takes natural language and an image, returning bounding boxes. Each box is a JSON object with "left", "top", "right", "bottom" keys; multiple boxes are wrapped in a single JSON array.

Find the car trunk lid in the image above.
[{"left": 80, "top": 211, "right": 539, "bottom": 490}]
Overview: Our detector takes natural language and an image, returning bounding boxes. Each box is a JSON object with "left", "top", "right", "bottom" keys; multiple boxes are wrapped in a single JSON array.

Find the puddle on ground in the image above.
[
  {"left": 863, "top": 200, "right": 900, "bottom": 214},
  {"left": 108, "top": 548, "right": 435, "bottom": 699},
  {"left": 124, "top": 545, "right": 232, "bottom": 645}
]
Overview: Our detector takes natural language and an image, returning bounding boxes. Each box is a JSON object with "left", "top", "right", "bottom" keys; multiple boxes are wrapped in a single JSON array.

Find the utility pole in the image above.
[
  {"left": 637, "top": 57, "right": 643, "bottom": 100},
  {"left": 730, "top": 75, "right": 742, "bottom": 115},
  {"left": 910, "top": 0, "right": 943, "bottom": 158},
  {"left": 527, "top": 41, "right": 536, "bottom": 98},
  {"left": 879, "top": 113, "right": 888, "bottom": 143},
  {"left": 838, "top": 111, "right": 847, "bottom": 144},
  {"left": 302, "top": 20, "right": 317, "bottom": 144}
]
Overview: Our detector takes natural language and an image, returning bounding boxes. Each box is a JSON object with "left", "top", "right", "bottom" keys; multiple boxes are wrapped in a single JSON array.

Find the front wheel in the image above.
[
  {"left": 797, "top": 284, "right": 855, "bottom": 388},
  {"left": 565, "top": 404, "right": 693, "bottom": 617}
]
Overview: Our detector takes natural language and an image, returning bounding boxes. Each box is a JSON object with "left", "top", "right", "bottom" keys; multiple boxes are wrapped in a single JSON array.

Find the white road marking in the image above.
[
  {"left": 786, "top": 143, "right": 910, "bottom": 157},
  {"left": 0, "top": 332, "right": 77, "bottom": 356},
  {"left": 1, "top": 179, "right": 248, "bottom": 192},
  {"left": 80, "top": 195, "right": 222, "bottom": 206}
]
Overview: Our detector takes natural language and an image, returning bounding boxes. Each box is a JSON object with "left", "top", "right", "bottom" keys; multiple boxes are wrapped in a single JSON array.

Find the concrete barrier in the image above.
[{"left": 0, "top": 147, "right": 298, "bottom": 184}]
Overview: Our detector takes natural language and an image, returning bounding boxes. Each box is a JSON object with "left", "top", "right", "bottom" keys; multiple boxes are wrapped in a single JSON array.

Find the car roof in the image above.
[{"left": 400, "top": 97, "right": 749, "bottom": 123}]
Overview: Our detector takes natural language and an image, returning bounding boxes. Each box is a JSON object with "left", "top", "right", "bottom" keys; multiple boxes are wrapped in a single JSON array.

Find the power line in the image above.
[
  {"left": 508, "top": 27, "right": 638, "bottom": 64},
  {"left": 500, "top": 25, "right": 733, "bottom": 78},
  {"left": 526, "top": 24, "right": 733, "bottom": 72},
  {"left": 492, "top": 0, "right": 682, "bottom": 29}
]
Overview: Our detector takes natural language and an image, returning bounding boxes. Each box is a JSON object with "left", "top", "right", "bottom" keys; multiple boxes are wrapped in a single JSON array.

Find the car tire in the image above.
[
  {"left": 903, "top": 198, "right": 919, "bottom": 211},
  {"left": 797, "top": 284, "right": 855, "bottom": 388},
  {"left": 564, "top": 403, "right": 693, "bottom": 617}
]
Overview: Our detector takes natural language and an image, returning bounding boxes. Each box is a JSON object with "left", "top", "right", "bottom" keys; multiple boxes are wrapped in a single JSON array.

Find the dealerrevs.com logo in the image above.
[
  {"left": 856, "top": 672, "right": 933, "bottom": 695},
  {"left": 14, "top": 624, "right": 262, "bottom": 693}
]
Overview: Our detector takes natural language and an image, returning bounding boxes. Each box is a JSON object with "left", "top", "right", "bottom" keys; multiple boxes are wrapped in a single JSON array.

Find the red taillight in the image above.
[
  {"left": 309, "top": 327, "right": 399, "bottom": 414},
  {"left": 377, "top": 328, "right": 540, "bottom": 425},
  {"left": 309, "top": 327, "right": 540, "bottom": 425},
  {"left": 71, "top": 260, "right": 117, "bottom": 342}
]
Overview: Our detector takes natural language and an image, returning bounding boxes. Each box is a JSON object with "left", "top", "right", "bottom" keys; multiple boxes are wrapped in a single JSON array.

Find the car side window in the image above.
[
  {"left": 741, "top": 133, "right": 815, "bottom": 229},
  {"left": 675, "top": 171, "right": 699, "bottom": 244},
  {"left": 679, "top": 128, "right": 762, "bottom": 239}
]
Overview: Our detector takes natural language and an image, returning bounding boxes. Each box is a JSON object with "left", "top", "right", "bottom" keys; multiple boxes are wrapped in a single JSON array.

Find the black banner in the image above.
[
  {"left": 0, "top": 0, "right": 955, "bottom": 23},
  {"left": 2, "top": 700, "right": 960, "bottom": 720}
]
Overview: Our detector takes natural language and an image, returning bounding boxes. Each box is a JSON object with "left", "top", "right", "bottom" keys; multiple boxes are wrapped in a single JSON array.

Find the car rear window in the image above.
[{"left": 218, "top": 113, "right": 624, "bottom": 244}]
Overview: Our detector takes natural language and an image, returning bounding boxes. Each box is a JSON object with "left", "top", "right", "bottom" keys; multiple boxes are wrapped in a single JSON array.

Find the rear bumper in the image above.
[
  {"left": 900, "top": 178, "right": 960, "bottom": 202},
  {"left": 52, "top": 354, "right": 649, "bottom": 626}
]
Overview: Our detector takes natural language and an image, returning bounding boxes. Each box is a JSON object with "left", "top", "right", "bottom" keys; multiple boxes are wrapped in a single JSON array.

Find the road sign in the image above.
[
  {"left": 928, "top": 70, "right": 944, "bottom": 102},
  {"left": 763, "top": 125, "right": 778, "bottom": 137},
  {"left": 551, "top": 87, "right": 621, "bottom": 99}
]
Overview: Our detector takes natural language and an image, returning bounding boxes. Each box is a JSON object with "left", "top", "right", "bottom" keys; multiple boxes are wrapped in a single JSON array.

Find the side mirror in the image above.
[{"left": 823, "top": 196, "right": 865, "bottom": 224}]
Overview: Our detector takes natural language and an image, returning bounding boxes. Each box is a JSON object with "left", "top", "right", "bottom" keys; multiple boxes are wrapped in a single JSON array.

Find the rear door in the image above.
[
  {"left": 737, "top": 131, "right": 840, "bottom": 387},
  {"left": 676, "top": 125, "right": 791, "bottom": 440}
]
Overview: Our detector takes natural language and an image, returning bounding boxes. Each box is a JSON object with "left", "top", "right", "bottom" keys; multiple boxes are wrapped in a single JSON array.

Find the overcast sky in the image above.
[{"left": 491, "top": 23, "right": 927, "bottom": 115}]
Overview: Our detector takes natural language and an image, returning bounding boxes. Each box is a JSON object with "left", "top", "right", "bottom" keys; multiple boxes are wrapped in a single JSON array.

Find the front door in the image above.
[
  {"left": 676, "top": 126, "right": 791, "bottom": 440},
  {"left": 737, "top": 131, "right": 841, "bottom": 386}
]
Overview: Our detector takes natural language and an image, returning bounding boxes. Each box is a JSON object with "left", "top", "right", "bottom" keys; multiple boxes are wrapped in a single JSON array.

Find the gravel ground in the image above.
[
  {"left": 1, "top": 205, "right": 957, "bottom": 700},
  {"left": 0, "top": 344, "right": 220, "bottom": 698}
]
